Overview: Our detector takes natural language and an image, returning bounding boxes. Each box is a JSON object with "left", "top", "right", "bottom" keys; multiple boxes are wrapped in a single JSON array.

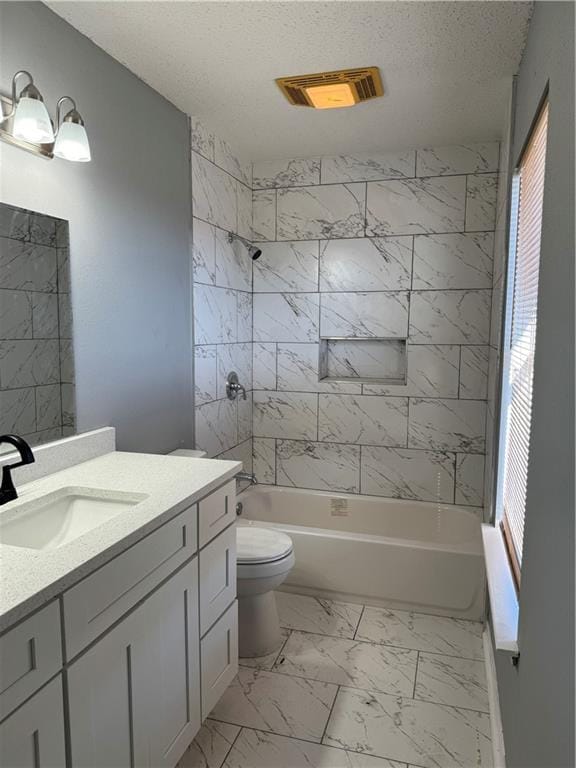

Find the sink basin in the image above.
[{"left": 0, "top": 487, "right": 148, "bottom": 550}]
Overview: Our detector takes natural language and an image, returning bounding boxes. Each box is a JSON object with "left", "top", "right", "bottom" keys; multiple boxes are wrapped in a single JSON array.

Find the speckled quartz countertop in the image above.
[{"left": 0, "top": 451, "right": 241, "bottom": 632}]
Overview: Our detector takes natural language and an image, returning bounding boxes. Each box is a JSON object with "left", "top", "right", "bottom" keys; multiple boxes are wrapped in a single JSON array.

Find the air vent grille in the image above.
[
  {"left": 285, "top": 85, "right": 309, "bottom": 107},
  {"left": 276, "top": 67, "right": 383, "bottom": 108}
]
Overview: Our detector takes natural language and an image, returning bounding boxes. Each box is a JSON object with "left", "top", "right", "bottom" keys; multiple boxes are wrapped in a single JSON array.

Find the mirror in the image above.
[{"left": 0, "top": 202, "right": 75, "bottom": 453}]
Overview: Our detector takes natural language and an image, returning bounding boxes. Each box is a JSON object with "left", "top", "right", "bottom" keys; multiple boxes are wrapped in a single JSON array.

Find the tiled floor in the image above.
[{"left": 177, "top": 592, "right": 491, "bottom": 768}]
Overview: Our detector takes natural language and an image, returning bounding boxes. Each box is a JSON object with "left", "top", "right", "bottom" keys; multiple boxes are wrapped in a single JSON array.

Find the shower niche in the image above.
[{"left": 319, "top": 337, "right": 407, "bottom": 386}]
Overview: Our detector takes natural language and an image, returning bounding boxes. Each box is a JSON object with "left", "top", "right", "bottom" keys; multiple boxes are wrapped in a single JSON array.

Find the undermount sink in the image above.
[{"left": 0, "top": 487, "right": 148, "bottom": 551}]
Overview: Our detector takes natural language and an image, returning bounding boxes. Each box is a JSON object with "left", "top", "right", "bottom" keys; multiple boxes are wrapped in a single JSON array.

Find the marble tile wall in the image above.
[
  {"left": 250, "top": 143, "right": 500, "bottom": 512},
  {"left": 191, "top": 119, "right": 253, "bottom": 470},
  {"left": 0, "top": 204, "right": 75, "bottom": 448}
]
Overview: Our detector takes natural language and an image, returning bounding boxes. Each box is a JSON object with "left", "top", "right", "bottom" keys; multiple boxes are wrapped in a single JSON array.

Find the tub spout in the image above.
[{"left": 236, "top": 471, "right": 258, "bottom": 485}]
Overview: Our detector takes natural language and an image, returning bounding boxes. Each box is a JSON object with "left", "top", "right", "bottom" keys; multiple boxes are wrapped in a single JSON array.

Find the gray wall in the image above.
[
  {"left": 494, "top": 3, "right": 575, "bottom": 767},
  {"left": 0, "top": 2, "right": 193, "bottom": 453}
]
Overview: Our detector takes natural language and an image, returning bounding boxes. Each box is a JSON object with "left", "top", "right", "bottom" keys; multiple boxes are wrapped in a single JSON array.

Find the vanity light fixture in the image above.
[
  {"left": 0, "top": 70, "right": 91, "bottom": 162},
  {"left": 4, "top": 71, "right": 55, "bottom": 143},
  {"left": 53, "top": 96, "right": 91, "bottom": 162}
]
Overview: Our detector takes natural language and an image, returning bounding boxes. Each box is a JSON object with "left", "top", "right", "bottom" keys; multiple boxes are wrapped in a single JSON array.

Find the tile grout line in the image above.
[
  {"left": 272, "top": 629, "right": 292, "bottom": 665},
  {"left": 209, "top": 674, "right": 490, "bottom": 762},
  {"left": 251, "top": 169, "right": 498, "bottom": 193},
  {"left": 412, "top": 650, "right": 420, "bottom": 698},
  {"left": 259, "top": 664, "right": 416, "bottom": 701},
  {"left": 278, "top": 625, "right": 485, "bottom": 660},
  {"left": 261, "top": 629, "right": 292, "bottom": 671},
  {"left": 250, "top": 389, "right": 489, "bottom": 401},
  {"left": 207, "top": 718, "right": 416, "bottom": 763},
  {"left": 320, "top": 683, "right": 341, "bottom": 745},
  {"left": 214, "top": 726, "right": 243, "bottom": 768},
  {"left": 235, "top": 468, "right": 484, "bottom": 511},
  {"left": 257, "top": 661, "right": 489, "bottom": 717},
  {"left": 352, "top": 604, "right": 366, "bottom": 640},
  {"left": 240, "top": 287, "right": 493, "bottom": 295},
  {"left": 251, "top": 284, "right": 493, "bottom": 297},
  {"left": 208, "top": 716, "right": 326, "bottom": 746}
]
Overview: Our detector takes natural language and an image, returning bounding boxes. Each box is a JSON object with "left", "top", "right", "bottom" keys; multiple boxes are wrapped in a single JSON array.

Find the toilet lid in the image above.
[{"left": 237, "top": 526, "right": 293, "bottom": 563}]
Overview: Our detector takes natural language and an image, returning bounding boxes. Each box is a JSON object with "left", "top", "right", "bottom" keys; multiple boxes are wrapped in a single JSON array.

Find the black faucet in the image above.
[{"left": 0, "top": 435, "right": 35, "bottom": 506}]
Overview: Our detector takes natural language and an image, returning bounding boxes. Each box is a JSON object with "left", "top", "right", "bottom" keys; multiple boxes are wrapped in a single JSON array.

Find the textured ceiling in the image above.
[{"left": 47, "top": 1, "right": 532, "bottom": 161}]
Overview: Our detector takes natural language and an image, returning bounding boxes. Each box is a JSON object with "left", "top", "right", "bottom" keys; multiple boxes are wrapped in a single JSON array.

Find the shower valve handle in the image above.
[{"left": 226, "top": 371, "right": 247, "bottom": 400}]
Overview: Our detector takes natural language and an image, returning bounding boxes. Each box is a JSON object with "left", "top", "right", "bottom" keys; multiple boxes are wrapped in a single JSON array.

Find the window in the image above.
[{"left": 498, "top": 99, "right": 549, "bottom": 586}]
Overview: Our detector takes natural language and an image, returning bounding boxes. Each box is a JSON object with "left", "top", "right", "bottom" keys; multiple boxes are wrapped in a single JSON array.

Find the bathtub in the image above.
[{"left": 238, "top": 485, "right": 486, "bottom": 621}]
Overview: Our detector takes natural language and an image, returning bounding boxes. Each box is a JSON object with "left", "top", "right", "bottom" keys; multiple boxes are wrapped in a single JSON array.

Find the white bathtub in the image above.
[{"left": 238, "top": 485, "right": 486, "bottom": 621}]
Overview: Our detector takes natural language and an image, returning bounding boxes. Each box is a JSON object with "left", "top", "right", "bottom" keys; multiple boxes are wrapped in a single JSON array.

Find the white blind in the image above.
[{"left": 502, "top": 101, "right": 549, "bottom": 575}]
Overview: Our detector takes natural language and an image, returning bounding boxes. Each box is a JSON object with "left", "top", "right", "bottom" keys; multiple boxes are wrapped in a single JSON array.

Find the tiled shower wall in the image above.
[
  {"left": 0, "top": 204, "right": 75, "bottom": 448},
  {"left": 191, "top": 119, "right": 254, "bottom": 472},
  {"left": 250, "top": 145, "right": 499, "bottom": 513}
]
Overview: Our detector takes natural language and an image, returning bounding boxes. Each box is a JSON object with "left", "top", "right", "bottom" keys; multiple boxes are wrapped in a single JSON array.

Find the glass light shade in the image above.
[
  {"left": 54, "top": 121, "right": 91, "bottom": 162},
  {"left": 13, "top": 96, "right": 55, "bottom": 143},
  {"left": 305, "top": 83, "right": 357, "bottom": 109}
]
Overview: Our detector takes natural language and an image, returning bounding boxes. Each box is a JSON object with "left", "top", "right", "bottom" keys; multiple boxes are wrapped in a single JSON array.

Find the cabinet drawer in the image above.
[
  {"left": 199, "top": 525, "right": 236, "bottom": 636},
  {"left": 63, "top": 503, "right": 197, "bottom": 659},
  {"left": 199, "top": 481, "right": 235, "bottom": 547},
  {"left": 0, "top": 601, "right": 62, "bottom": 720},
  {"left": 0, "top": 676, "right": 66, "bottom": 768},
  {"left": 200, "top": 600, "right": 238, "bottom": 719}
]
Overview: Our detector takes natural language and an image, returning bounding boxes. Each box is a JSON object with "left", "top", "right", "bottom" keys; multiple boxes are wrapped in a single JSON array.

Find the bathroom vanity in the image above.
[{"left": 0, "top": 437, "right": 239, "bottom": 767}]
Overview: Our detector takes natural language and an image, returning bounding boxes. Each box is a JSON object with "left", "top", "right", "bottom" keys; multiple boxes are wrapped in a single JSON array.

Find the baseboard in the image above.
[{"left": 483, "top": 623, "right": 507, "bottom": 768}]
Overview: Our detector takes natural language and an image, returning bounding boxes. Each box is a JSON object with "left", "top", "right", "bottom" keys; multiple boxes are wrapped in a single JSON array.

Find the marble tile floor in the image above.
[{"left": 178, "top": 592, "right": 491, "bottom": 768}]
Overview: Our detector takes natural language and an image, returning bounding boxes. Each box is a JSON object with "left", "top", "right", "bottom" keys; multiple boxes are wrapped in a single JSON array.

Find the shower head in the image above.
[
  {"left": 248, "top": 244, "right": 262, "bottom": 261},
  {"left": 227, "top": 232, "right": 262, "bottom": 261}
]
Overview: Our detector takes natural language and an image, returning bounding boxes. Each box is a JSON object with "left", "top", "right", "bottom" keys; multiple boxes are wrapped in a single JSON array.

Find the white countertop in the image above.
[{"left": 0, "top": 451, "right": 241, "bottom": 632}]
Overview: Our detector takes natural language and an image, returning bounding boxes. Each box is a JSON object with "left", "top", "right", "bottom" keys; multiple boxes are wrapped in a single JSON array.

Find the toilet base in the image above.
[{"left": 238, "top": 590, "right": 282, "bottom": 658}]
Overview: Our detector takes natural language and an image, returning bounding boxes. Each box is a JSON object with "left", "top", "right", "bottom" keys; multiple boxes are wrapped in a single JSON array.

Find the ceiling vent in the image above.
[{"left": 276, "top": 67, "right": 383, "bottom": 110}]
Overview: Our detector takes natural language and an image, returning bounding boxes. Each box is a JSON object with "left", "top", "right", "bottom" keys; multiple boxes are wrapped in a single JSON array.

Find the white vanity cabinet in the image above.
[
  {"left": 68, "top": 559, "right": 200, "bottom": 768},
  {"left": 0, "top": 478, "right": 238, "bottom": 768}
]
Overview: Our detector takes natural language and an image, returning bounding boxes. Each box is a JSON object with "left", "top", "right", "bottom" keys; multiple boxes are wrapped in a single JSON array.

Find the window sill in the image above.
[{"left": 481, "top": 524, "right": 520, "bottom": 657}]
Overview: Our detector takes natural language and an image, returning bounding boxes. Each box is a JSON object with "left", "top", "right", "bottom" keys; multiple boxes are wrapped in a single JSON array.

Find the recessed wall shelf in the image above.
[{"left": 319, "top": 337, "right": 407, "bottom": 385}]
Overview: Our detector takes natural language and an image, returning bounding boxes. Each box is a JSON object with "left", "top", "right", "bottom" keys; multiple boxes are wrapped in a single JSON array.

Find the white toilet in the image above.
[{"left": 236, "top": 525, "right": 295, "bottom": 658}]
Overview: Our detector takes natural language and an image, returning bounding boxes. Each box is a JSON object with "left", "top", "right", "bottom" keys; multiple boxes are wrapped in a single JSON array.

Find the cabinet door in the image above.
[
  {"left": 200, "top": 600, "right": 238, "bottom": 718},
  {"left": 133, "top": 559, "right": 201, "bottom": 768},
  {"left": 0, "top": 601, "right": 62, "bottom": 721},
  {"left": 199, "top": 525, "right": 237, "bottom": 636},
  {"left": 0, "top": 677, "right": 66, "bottom": 768},
  {"left": 67, "top": 604, "right": 144, "bottom": 768},
  {"left": 68, "top": 558, "right": 201, "bottom": 768}
]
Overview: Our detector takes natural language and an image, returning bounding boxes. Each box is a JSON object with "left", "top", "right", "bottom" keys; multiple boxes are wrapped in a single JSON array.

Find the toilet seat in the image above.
[
  {"left": 237, "top": 550, "right": 295, "bottom": 580},
  {"left": 237, "top": 526, "right": 293, "bottom": 564}
]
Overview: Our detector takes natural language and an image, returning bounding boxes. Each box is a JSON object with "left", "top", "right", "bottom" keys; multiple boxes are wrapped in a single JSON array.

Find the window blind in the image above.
[{"left": 501, "top": 100, "right": 549, "bottom": 582}]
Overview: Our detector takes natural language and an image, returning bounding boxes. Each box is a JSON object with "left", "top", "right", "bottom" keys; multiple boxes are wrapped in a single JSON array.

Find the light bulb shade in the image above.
[
  {"left": 54, "top": 121, "right": 91, "bottom": 162},
  {"left": 13, "top": 96, "right": 54, "bottom": 143}
]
